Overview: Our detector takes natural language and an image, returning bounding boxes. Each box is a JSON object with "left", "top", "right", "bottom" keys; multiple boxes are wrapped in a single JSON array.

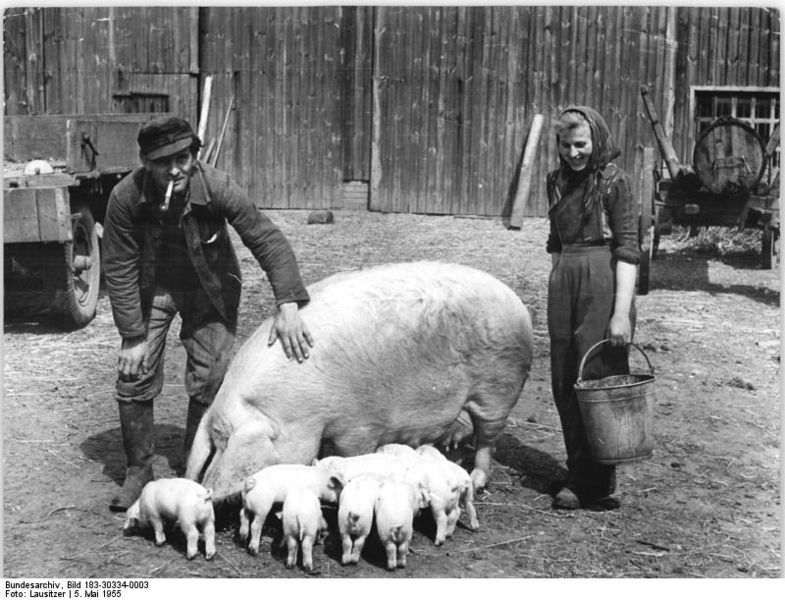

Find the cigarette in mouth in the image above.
[{"left": 160, "top": 180, "right": 174, "bottom": 211}]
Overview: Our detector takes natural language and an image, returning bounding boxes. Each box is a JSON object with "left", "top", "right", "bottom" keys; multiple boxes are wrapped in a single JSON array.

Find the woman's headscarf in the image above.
[{"left": 555, "top": 105, "right": 621, "bottom": 217}]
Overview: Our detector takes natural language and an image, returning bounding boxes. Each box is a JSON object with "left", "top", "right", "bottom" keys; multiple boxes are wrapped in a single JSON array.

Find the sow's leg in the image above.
[{"left": 466, "top": 382, "right": 526, "bottom": 491}]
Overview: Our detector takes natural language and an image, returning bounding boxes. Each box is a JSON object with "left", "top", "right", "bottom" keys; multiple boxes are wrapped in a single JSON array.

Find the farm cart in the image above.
[
  {"left": 639, "top": 86, "right": 780, "bottom": 285},
  {"left": 3, "top": 113, "right": 167, "bottom": 329}
]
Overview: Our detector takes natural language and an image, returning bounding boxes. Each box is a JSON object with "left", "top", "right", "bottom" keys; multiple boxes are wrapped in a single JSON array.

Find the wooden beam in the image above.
[
  {"left": 196, "top": 74, "right": 213, "bottom": 158},
  {"left": 509, "top": 113, "right": 544, "bottom": 228}
]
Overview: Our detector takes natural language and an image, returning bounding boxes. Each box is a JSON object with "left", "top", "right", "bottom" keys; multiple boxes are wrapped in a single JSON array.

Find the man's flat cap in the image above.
[{"left": 138, "top": 116, "right": 199, "bottom": 160}]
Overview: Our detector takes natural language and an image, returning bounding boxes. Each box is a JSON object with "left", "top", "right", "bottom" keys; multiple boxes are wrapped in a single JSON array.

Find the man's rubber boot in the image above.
[
  {"left": 109, "top": 401, "right": 155, "bottom": 512},
  {"left": 183, "top": 398, "right": 209, "bottom": 459}
]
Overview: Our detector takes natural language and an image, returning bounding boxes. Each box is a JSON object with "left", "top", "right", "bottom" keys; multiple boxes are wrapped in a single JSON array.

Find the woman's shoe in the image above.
[
  {"left": 581, "top": 495, "right": 621, "bottom": 511},
  {"left": 552, "top": 486, "right": 581, "bottom": 510}
]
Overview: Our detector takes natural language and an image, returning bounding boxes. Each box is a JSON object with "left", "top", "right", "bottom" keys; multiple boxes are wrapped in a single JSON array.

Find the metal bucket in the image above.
[{"left": 574, "top": 340, "right": 655, "bottom": 465}]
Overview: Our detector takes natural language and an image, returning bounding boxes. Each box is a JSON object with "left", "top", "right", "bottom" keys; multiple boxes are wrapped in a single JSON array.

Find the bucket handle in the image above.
[{"left": 576, "top": 339, "right": 654, "bottom": 384}]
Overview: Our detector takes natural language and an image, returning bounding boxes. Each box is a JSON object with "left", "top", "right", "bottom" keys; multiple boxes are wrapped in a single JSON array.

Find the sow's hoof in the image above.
[{"left": 307, "top": 210, "right": 334, "bottom": 225}]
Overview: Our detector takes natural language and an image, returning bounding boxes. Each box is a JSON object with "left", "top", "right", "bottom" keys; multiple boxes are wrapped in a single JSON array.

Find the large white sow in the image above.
[{"left": 186, "top": 261, "right": 533, "bottom": 499}]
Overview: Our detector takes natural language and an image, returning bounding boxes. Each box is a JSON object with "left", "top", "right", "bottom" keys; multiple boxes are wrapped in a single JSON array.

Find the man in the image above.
[{"left": 103, "top": 116, "right": 313, "bottom": 512}]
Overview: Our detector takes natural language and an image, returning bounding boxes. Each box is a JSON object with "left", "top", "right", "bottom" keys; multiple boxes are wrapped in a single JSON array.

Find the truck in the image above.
[{"left": 3, "top": 113, "right": 166, "bottom": 329}]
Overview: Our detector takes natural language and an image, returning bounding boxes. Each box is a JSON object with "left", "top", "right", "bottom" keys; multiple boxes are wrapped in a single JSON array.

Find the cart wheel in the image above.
[
  {"left": 52, "top": 205, "right": 101, "bottom": 328},
  {"left": 761, "top": 226, "right": 779, "bottom": 270}
]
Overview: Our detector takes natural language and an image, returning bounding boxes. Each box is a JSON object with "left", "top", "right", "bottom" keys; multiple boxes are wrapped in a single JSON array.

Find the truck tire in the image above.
[{"left": 53, "top": 205, "right": 101, "bottom": 329}]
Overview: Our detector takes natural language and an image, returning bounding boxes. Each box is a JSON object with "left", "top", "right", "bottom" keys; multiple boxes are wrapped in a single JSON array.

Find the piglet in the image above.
[
  {"left": 239, "top": 464, "right": 344, "bottom": 555},
  {"left": 417, "top": 444, "right": 479, "bottom": 534},
  {"left": 278, "top": 487, "right": 329, "bottom": 572},
  {"left": 379, "top": 443, "right": 466, "bottom": 545},
  {"left": 374, "top": 478, "right": 430, "bottom": 570},
  {"left": 123, "top": 478, "right": 215, "bottom": 560},
  {"left": 336, "top": 473, "right": 384, "bottom": 565}
]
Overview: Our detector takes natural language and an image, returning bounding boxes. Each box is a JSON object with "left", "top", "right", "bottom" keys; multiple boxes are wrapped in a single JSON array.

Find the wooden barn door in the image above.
[
  {"left": 369, "top": 6, "right": 532, "bottom": 216},
  {"left": 198, "top": 7, "right": 346, "bottom": 209}
]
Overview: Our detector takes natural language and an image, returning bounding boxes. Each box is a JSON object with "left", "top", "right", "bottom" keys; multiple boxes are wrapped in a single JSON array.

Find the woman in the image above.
[{"left": 546, "top": 106, "right": 640, "bottom": 511}]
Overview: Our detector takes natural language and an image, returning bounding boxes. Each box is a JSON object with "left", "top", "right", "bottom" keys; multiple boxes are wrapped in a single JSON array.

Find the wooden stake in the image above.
[
  {"left": 196, "top": 75, "right": 213, "bottom": 159},
  {"left": 509, "top": 114, "right": 545, "bottom": 229},
  {"left": 210, "top": 94, "right": 235, "bottom": 167}
]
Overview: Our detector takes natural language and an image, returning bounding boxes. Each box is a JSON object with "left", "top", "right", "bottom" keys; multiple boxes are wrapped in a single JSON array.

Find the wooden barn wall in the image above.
[
  {"left": 199, "top": 6, "right": 345, "bottom": 208},
  {"left": 2, "top": 7, "right": 198, "bottom": 120},
  {"left": 3, "top": 6, "right": 780, "bottom": 217},
  {"left": 370, "top": 5, "right": 683, "bottom": 216}
]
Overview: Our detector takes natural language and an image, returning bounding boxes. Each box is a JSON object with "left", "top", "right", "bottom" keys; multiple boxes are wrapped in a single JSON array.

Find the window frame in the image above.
[{"left": 690, "top": 86, "right": 780, "bottom": 185}]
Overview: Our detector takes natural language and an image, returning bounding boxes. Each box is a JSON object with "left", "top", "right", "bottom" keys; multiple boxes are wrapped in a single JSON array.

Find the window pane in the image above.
[
  {"left": 737, "top": 98, "right": 752, "bottom": 119},
  {"left": 716, "top": 98, "right": 732, "bottom": 117},
  {"left": 696, "top": 95, "right": 713, "bottom": 117}
]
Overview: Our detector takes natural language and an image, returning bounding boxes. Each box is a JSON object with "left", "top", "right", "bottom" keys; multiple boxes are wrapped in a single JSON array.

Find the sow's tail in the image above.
[{"left": 184, "top": 411, "right": 214, "bottom": 483}]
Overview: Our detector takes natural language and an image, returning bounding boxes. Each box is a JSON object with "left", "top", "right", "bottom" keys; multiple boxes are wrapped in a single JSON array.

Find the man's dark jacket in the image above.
[{"left": 103, "top": 162, "right": 310, "bottom": 339}]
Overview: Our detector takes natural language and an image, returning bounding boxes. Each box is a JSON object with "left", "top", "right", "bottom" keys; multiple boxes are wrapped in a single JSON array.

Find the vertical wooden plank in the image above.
[
  {"left": 356, "top": 6, "right": 373, "bottom": 181},
  {"left": 277, "top": 7, "right": 287, "bottom": 204},
  {"left": 769, "top": 7, "right": 780, "bottom": 87},
  {"left": 529, "top": 7, "right": 544, "bottom": 116},
  {"left": 414, "top": 8, "right": 429, "bottom": 212},
  {"left": 718, "top": 7, "right": 729, "bottom": 85},
  {"left": 695, "top": 7, "right": 709, "bottom": 85},
  {"left": 389, "top": 7, "right": 404, "bottom": 212},
  {"left": 615, "top": 7, "right": 634, "bottom": 161},
  {"left": 434, "top": 6, "right": 450, "bottom": 214},
  {"left": 340, "top": 6, "right": 356, "bottom": 182},
  {"left": 505, "top": 7, "right": 524, "bottom": 216},
  {"left": 399, "top": 7, "right": 414, "bottom": 211},
  {"left": 483, "top": 5, "right": 502, "bottom": 215},
  {"left": 706, "top": 7, "right": 720, "bottom": 85},
  {"left": 748, "top": 8, "right": 762, "bottom": 87},
  {"left": 737, "top": 8, "right": 751, "bottom": 86},
  {"left": 3, "top": 8, "right": 26, "bottom": 114},
  {"left": 531, "top": 6, "right": 548, "bottom": 216},
  {"left": 456, "top": 6, "right": 471, "bottom": 214},
  {"left": 584, "top": 6, "right": 599, "bottom": 111},
  {"left": 725, "top": 8, "right": 741, "bottom": 85},
  {"left": 759, "top": 7, "right": 774, "bottom": 87},
  {"left": 466, "top": 7, "right": 484, "bottom": 214},
  {"left": 447, "top": 6, "right": 461, "bottom": 214},
  {"left": 308, "top": 6, "right": 318, "bottom": 207},
  {"left": 573, "top": 7, "right": 588, "bottom": 104},
  {"left": 542, "top": 5, "right": 559, "bottom": 189},
  {"left": 370, "top": 6, "right": 384, "bottom": 211},
  {"left": 247, "top": 8, "right": 262, "bottom": 200},
  {"left": 481, "top": 4, "right": 494, "bottom": 214},
  {"left": 661, "top": 6, "right": 678, "bottom": 151},
  {"left": 604, "top": 7, "right": 623, "bottom": 125},
  {"left": 24, "top": 8, "right": 45, "bottom": 113},
  {"left": 682, "top": 7, "right": 700, "bottom": 163},
  {"left": 555, "top": 6, "right": 569, "bottom": 108}
]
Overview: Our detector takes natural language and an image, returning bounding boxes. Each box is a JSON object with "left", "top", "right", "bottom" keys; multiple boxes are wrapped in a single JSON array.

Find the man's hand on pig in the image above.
[{"left": 268, "top": 301, "right": 314, "bottom": 362}]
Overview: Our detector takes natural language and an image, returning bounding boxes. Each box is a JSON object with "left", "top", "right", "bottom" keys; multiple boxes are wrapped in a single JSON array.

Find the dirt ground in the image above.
[{"left": 2, "top": 210, "right": 781, "bottom": 580}]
